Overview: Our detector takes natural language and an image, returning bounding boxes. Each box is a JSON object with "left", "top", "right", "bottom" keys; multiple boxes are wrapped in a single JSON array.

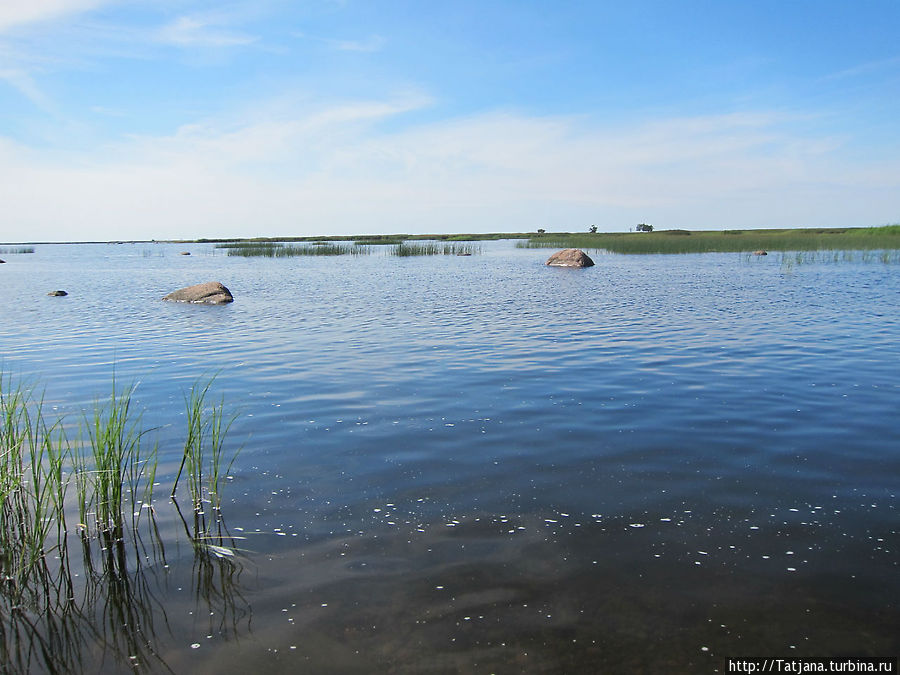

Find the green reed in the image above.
[
  {"left": 172, "top": 377, "right": 239, "bottom": 517},
  {"left": 777, "top": 249, "right": 900, "bottom": 268},
  {"left": 217, "top": 241, "right": 370, "bottom": 257},
  {"left": 0, "top": 376, "right": 69, "bottom": 591},
  {"left": 76, "top": 381, "right": 156, "bottom": 541},
  {"left": 392, "top": 241, "right": 482, "bottom": 256},
  {"left": 2, "top": 373, "right": 238, "bottom": 587}
]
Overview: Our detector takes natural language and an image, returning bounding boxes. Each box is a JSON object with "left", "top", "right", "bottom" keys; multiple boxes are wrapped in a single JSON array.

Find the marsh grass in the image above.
[
  {"left": 217, "top": 239, "right": 482, "bottom": 257},
  {"left": 393, "top": 241, "right": 482, "bottom": 256},
  {"left": 777, "top": 249, "right": 900, "bottom": 268},
  {"left": 518, "top": 225, "right": 900, "bottom": 254},
  {"left": 217, "top": 241, "right": 370, "bottom": 256}
]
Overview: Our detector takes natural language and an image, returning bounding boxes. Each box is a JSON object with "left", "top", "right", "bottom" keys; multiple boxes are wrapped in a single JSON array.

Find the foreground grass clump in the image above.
[
  {"left": 1, "top": 374, "right": 243, "bottom": 673},
  {"left": 518, "top": 225, "right": 900, "bottom": 254},
  {"left": 1, "top": 374, "right": 239, "bottom": 572}
]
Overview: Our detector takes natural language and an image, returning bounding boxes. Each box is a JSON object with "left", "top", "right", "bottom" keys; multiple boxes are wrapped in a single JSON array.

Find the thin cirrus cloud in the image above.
[
  {"left": 0, "top": 0, "right": 110, "bottom": 32},
  {"left": 0, "top": 67, "right": 54, "bottom": 111},
  {"left": 156, "top": 14, "right": 258, "bottom": 48},
  {"left": 293, "top": 31, "right": 386, "bottom": 53},
  {"left": 818, "top": 55, "right": 900, "bottom": 82}
]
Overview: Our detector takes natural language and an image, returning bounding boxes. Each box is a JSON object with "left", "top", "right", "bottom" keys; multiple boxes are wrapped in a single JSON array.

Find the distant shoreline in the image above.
[{"left": 3, "top": 224, "right": 899, "bottom": 254}]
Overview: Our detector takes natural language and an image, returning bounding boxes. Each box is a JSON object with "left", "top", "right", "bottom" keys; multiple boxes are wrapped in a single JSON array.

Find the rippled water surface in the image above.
[{"left": 1, "top": 241, "right": 898, "bottom": 673}]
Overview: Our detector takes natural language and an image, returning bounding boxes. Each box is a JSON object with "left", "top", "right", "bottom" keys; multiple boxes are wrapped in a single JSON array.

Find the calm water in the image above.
[{"left": 1, "top": 241, "right": 898, "bottom": 673}]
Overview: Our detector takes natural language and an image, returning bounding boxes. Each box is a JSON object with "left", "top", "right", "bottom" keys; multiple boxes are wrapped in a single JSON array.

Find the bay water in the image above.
[{"left": 1, "top": 241, "right": 897, "bottom": 672}]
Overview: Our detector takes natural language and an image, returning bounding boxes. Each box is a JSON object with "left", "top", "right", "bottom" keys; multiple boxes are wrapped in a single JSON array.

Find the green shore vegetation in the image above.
[{"left": 516, "top": 225, "right": 900, "bottom": 254}]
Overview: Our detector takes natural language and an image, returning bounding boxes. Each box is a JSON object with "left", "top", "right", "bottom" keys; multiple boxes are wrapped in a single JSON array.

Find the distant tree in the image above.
[
  {"left": 636, "top": 223, "right": 653, "bottom": 232},
  {"left": 589, "top": 224, "right": 598, "bottom": 233},
  {"left": 537, "top": 228, "right": 546, "bottom": 234}
]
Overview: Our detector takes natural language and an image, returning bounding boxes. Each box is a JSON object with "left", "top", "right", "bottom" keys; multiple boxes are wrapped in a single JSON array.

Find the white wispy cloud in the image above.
[
  {"left": 820, "top": 55, "right": 900, "bottom": 82},
  {"left": 0, "top": 67, "right": 54, "bottom": 111},
  {"left": 0, "top": 0, "right": 111, "bottom": 33},
  {"left": 157, "top": 14, "right": 258, "bottom": 48},
  {"left": 1, "top": 99, "right": 897, "bottom": 242},
  {"left": 332, "top": 35, "right": 385, "bottom": 52},
  {"left": 294, "top": 31, "right": 386, "bottom": 53}
]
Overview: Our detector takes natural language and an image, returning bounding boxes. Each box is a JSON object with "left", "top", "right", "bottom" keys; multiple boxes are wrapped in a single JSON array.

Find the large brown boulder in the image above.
[
  {"left": 163, "top": 281, "right": 233, "bottom": 304},
  {"left": 546, "top": 248, "right": 594, "bottom": 267}
]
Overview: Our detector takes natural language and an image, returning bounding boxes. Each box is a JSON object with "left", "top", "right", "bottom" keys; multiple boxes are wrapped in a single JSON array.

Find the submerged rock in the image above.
[
  {"left": 163, "top": 281, "right": 233, "bottom": 305},
  {"left": 546, "top": 248, "right": 594, "bottom": 268},
  {"left": 47, "top": 290, "right": 68, "bottom": 296},
  {"left": 753, "top": 250, "right": 768, "bottom": 256}
]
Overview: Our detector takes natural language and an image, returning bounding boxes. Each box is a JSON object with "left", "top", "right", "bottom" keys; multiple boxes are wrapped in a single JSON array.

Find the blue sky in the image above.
[{"left": 1, "top": 1, "right": 898, "bottom": 242}]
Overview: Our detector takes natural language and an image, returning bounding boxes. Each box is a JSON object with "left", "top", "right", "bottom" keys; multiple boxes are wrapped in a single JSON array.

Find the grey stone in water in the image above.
[
  {"left": 180, "top": 251, "right": 191, "bottom": 255},
  {"left": 48, "top": 290, "right": 68, "bottom": 296},
  {"left": 546, "top": 248, "right": 595, "bottom": 267},
  {"left": 753, "top": 250, "right": 768, "bottom": 256},
  {"left": 0, "top": 259, "right": 5, "bottom": 263},
  {"left": 163, "top": 281, "right": 233, "bottom": 304}
]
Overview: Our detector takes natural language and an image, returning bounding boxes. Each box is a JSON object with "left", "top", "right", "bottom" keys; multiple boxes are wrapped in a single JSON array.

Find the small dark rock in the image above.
[
  {"left": 180, "top": 251, "right": 191, "bottom": 255},
  {"left": 0, "top": 259, "right": 5, "bottom": 264},
  {"left": 48, "top": 290, "right": 68, "bottom": 296},
  {"left": 163, "top": 281, "right": 233, "bottom": 305},
  {"left": 546, "top": 248, "right": 595, "bottom": 268}
]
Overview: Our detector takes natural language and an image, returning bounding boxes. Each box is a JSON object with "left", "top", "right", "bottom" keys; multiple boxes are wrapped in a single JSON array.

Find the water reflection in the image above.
[{"left": 0, "top": 507, "right": 249, "bottom": 674}]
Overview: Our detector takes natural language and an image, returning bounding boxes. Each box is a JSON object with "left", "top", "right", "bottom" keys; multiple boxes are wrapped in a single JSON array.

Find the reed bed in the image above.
[
  {"left": 518, "top": 225, "right": 900, "bottom": 254},
  {"left": 393, "top": 241, "right": 482, "bottom": 256},
  {"left": 777, "top": 249, "right": 900, "bottom": 267},
  {"left": 217, "top": 241, "right": 370, "bottom": 256},
  {"left": 197, "top": 232, "right": 528, "bottom": 245},
  {"left": 216, "top": 239, "right": 482, "bottom": 257}
]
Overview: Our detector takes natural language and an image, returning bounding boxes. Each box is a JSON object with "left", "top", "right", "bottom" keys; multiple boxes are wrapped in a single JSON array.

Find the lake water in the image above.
[{"left": 1, "top": 241, "right": 898, "bottom": 673}]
